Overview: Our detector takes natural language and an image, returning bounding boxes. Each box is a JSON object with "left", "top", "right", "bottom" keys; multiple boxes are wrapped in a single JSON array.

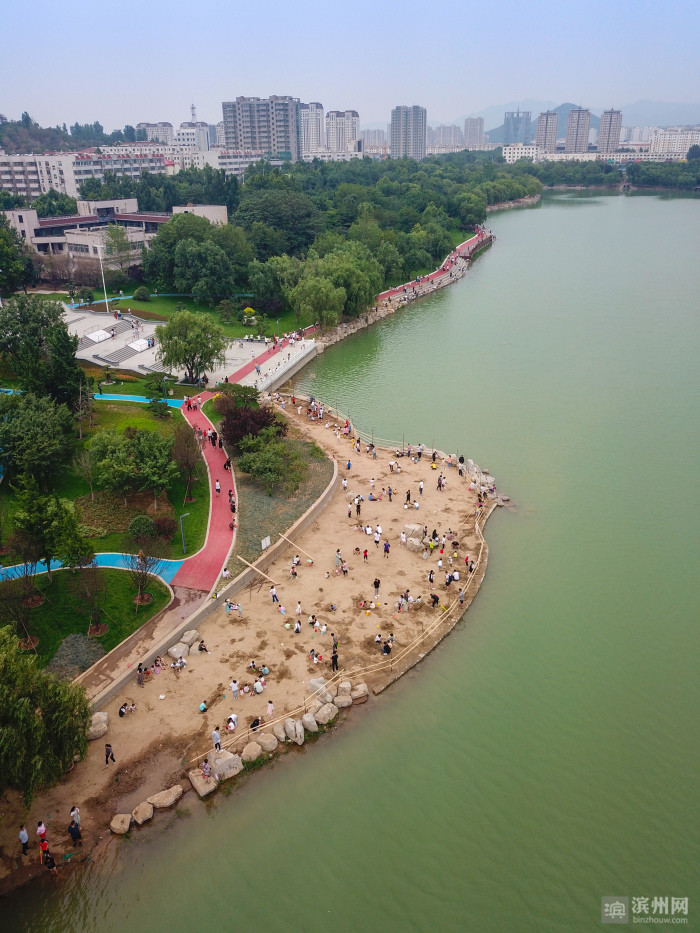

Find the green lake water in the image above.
[{"left": 6, "top": 192, "right": 700, "bottom": 931}]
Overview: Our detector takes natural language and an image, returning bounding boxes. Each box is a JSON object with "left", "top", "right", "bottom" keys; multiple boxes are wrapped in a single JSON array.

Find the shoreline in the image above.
[
  {"left": 0, "top": 406, "right": 503, "bottom": 897},
  {"left": 0, "top": 213, "right": 515, "bottom": 898}
]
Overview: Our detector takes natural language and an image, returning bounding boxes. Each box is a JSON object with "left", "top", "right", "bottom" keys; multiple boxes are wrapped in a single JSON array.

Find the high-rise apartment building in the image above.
[
  {"left": 326, "top": 110, "right": 360, "bottom": 153},
  {"left": 504, "top": 110, "right": 532, "bottom": 145},
  {"left": 535, "top": 111, "right": 559, "bottom": 152},
  {"left": 390, "top": 105, "right": 427, "bottom": 160},
  {"left": 361, "top": 129, "right": 387, "bottom": 147},
  {"left": 221, "top": 96, "right": 302, "bottom": 161},
  {"left": 428, "top": 124, "right": 463, "bottom": 146},
  {"left": 565, "top": 108, "right": 591, "bottom": 153},
  {"left": 463, "top": 117, "right": 485, "bottom": 149},
  {"left": 597, "top": 110, "right": 623, "bottom": 153},
  {"left": 300, "top": 103, "right": 325, "bottom": 154}
]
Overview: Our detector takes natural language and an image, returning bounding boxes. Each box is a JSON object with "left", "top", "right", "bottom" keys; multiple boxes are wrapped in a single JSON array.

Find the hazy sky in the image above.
[{"left": 2, "top": 0, "right": 698, "bottom": 130}]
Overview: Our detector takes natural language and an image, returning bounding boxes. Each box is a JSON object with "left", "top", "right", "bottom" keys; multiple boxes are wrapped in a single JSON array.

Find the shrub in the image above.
[
  {"left": 129, "top": 514, "right": 156, "bottom": 540},
  {"left": 153, "top": 516, "right": 177, "bottom": 540},
  {"left": 133, "top": 286, "right": 151, "bottom": 302}
]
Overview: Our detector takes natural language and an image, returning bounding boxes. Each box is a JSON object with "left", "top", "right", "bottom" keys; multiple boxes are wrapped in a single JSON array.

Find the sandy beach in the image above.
[{"left": 0, "top": 397, "right": 498, "bottom": 893}]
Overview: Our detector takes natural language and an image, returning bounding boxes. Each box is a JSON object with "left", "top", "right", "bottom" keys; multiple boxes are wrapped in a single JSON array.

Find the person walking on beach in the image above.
[
  {"left": 419, "top": 480, "right": 424, "bottom": 496},
  {"left": 212, "top": 728, "right": 221, "bottom": 751},
  {"left": 68, "top": 820, "right": 82, "bottom": 846},
  {"left": 267, "top": 699, "right": 274, "bottom": 718},
  {"left": 230, "top": 679, "right": 239, "bottom": 700},
  {"left": 105, "top": 743, "right": 116, "bottom": 766},
  {"left": 374, "top": 578, "right": 381, "bottom": 597},
  {"left": 270, "top": 586, "right": 279, "bottom": 604},
  {"left": 331, "top": 649, "right": 339, "bottom": 672},
  {"left": 19, "top": 825, "right": 29, "bottom": 856},
  {"left": 383, "top": 541, "right": 390, "bottom": 559}
]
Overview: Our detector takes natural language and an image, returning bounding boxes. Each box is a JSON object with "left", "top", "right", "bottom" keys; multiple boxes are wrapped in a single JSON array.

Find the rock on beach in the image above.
[{"left": 147, "top": 785, "right": 183, "bottom": 808}]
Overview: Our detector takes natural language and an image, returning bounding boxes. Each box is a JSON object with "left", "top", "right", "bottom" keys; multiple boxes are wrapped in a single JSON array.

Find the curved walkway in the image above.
[{"left": 377, "top": 231, "right": 486, "bottom": 302}]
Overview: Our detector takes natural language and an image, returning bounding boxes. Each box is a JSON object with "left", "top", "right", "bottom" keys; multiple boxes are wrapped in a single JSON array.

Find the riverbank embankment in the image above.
[{"left": 0, "top": 401, "right": 502, "bottom": 895}]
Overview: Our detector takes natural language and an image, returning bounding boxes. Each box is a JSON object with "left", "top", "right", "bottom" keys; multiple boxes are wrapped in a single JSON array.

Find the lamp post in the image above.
[
  {"left": 179, "top": 512, "right": 190, "bottom": 554},
  {"left": 96, "top": 243, "right": 110, "bottom": 316}
]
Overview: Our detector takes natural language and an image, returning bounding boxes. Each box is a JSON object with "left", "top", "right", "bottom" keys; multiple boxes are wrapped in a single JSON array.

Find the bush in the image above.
[
  {"left": 133, "top": 286, "right": 151, "bottom": 302},
  {"left": 129, "top": 514, "right": 156, "bottom": 540},
  {"left": 153, "top": 516, "right": 177, "bottom": 540}
]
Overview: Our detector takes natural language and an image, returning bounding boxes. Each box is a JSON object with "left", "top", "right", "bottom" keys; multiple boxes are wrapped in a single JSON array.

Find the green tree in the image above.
[
  {"left": 104, "top": 223, "right": 133, "bottom": 274},
  {"left": 0, "top": 214, "right": 29, "bottom": 295},
  {"left": 687, "top": 144, "right": 700, "bottom": 161},
  {"left": 0, "top": 625, "right": 91, "bottom": 806},
  {"left": 288, "top": 275, "right": 346, "bottom": 329},
  {"left": 32, "top": 188, "right": 78, "bottom": 218},
  {"left": 0, "top": 295, "right": 84, "bottom": 408},
  {"left": 0, "top": 393, "right": 74, "bottom": 488},
  {"left": 156, "top": 310, "right": 227, "bottom": 383},
  {"left": 173, "top": 238, "right": 234, "bottom": 305},
  {"left": 131, "top": 430, "right": 180, "bottom": 510},
  {"left": 11, "top": 477, "right": 83, "bottom": 581},
  {"left": 237, "top": 426, "right": 306, "bottom": 495},
  {"left": 90, "top": 430, "right": 139, "bottom": 504}
]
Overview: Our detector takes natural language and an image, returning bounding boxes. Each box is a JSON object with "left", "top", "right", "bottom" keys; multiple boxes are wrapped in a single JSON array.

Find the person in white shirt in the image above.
[{"left": 253, "top": 679, "right": 264, "bottom": 694}]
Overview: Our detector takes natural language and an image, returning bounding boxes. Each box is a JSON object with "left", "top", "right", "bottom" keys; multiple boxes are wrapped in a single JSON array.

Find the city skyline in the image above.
[{"left": 2, "top": 0, "right": 698, "bottom": 133}]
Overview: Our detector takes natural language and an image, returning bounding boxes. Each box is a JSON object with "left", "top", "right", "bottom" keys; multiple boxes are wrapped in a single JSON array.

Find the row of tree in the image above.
[{"left": 0, "top": 111, "right": 147, "bottom": 155}]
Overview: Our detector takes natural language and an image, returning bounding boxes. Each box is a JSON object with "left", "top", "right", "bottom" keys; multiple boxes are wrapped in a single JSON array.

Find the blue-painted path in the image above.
[{"left": 0, "top": 553, "right": 185, "bottom": 585}]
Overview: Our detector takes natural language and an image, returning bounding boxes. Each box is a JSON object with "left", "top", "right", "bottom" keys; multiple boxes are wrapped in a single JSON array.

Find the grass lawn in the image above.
[
  {"left": 0, "top": 400, "right": 209, "bottom": 563},
  {"left": 82, "top": 293, "right": 306, "bottom": 340},
  {"left": 28, "top": 568, "right": 171, "bottom": 667}
]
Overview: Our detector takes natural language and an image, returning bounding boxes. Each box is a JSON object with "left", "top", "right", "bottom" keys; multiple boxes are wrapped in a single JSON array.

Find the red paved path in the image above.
[
  {"left": 377, "top": 232, "right": 484, "bottom": 301},
  {"left": 169, "top": 395, "right": 234, "bottom": 591}
]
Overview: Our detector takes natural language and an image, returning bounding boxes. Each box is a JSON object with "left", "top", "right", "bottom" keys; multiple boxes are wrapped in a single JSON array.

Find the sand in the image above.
[{"left": 0, "top": 401, "right": 495, "bottom": 894}]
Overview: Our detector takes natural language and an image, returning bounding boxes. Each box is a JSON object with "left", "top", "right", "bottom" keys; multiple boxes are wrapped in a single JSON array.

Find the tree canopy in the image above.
[
  {"left": 0, "top": 625, "right": 91, "bottom": 806},
  {"left": 0, "top": 295, "right": 85, "bottom": 407},
  {"left": 156, "top": 310, "right": 227, "bottom": 382},
  {"left": 0, "top": 393, "right": 74, "bottom": 488}
]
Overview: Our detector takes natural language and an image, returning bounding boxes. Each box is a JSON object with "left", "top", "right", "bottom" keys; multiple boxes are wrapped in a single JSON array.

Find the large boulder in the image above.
[
  {"left": 319, "top": 690, "right": 334, "bottom": 704},
  {"left": 87, "top": 711, "right": 109, "bottom": 741},
  {"left": 272, "top": 721, "right": 288, "bottom": 743},
  {"left": 308, "top": 677, "right": 327, "bottom": 694},
  {"left": 189, "top": 769, "right": 218, "bottom": 798},
  {"left": 215, "top": 753, "right": 243, "bottom": 780},
  {"left": 257, "top": 733, "right": 278, "bottom": 753},
  {"left": 110, "top": 813, "right": 132, "bottom": 834},
  {"left": 314, "top": 703, "right": 339, "bottom": 725},
  {"left": 241, "top": 742, "right": 262, "bottom": 762},
  {"left": 307, "top": 699, "right": 324, "bottom": 716},
  {"left": 132, "top": 802, "right": 153, "bottom": 825},
  {"left": 168, "top": 642, "right": 189, "bottom": 660},
  {"left": 302, "top": 713, "right": 319, "bottom": 733},
  {"left": 337, "top": 681, "right": 352, "bottom": 695},
  {"left": 350, "top": 683, "right": 369, "bottom": 704},
  {"left": 284, "top": 718, "right": 297, "bottom": 741},
  {"left": 406, "top": 536, "right": 423, "bottom": 552},
  {"left": 404, "top": 523, "right": 424, "bottom": 539},
  {"left": 147, "top": 785, "right": 183, "bottom": 809},
  {"left": 180, "top": 629, "right": 200, "bottom": 647},
  {"left": 292, "top": 720, "right": 305, "bottom": 745},
  {"left": 334, "top": 694, "right": 352, "bottom": 709}
]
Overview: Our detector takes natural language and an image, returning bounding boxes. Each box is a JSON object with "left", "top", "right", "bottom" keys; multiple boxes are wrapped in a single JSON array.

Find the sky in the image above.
[{"left": 2, "top": 0, "right": 699, "bottom": 131}]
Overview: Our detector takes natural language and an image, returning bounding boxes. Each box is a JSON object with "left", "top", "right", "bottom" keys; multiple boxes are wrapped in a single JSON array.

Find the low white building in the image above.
[
  {"left": 649, "top": 128, "right": 700, "bottom": 159},
  {"left": 502, "top": 144, "right": 540, "bottom": 164}
]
